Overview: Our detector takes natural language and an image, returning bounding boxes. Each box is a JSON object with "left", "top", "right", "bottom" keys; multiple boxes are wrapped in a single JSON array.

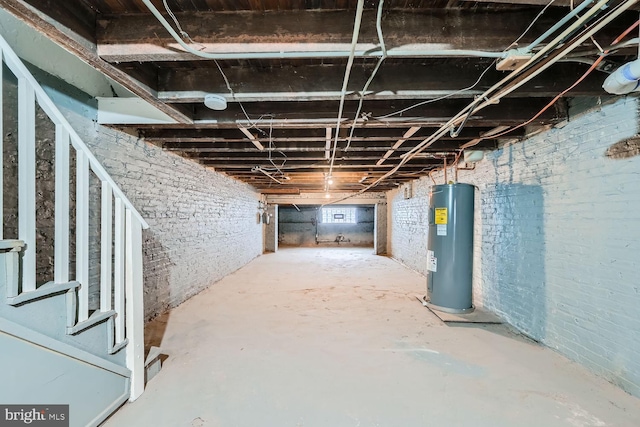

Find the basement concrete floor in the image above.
[{"left": 106, "top": 248, "right": 640, "bottom": 427}]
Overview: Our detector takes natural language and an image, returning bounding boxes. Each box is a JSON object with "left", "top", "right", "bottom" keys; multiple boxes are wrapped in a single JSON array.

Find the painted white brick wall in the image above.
[
  {"left": 388, "top": 97, "right": 640, "bottom": 397},
  {"left": 52, "top": 101, "right": 263, "bottom": 321},
  {"left": 387, "top": 182, "right": 430, "bottom": 276}
]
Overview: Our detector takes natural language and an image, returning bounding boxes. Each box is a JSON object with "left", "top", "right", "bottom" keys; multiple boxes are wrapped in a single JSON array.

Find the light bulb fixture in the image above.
[
  {"left": 324, "top": 193, "right": 331, "bottom": 199},
  {"left": 328, "top": 178, "right": 334, "bottom": 185},
  {"left": 204, "top": 94, "right": 228, "bottom": 110}
]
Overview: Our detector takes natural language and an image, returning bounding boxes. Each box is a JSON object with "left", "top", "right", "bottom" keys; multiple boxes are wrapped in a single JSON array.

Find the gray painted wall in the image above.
[
  {"left": 0, "top": 276, "right": 125, "bottom": 365},
  {"left": 278, "top": 205, "right": 375, "bottom": 247},
  {"left": 387, "top": 97, "right": 640, "bottom": 397},
  {"left": 0, "top": 324, "right": 129, "bottom": 427}
]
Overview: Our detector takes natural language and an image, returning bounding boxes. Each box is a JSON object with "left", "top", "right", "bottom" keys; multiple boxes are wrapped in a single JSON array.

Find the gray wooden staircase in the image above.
[{"left": 0, "top": 33, "right": 148, "bottom": 427}]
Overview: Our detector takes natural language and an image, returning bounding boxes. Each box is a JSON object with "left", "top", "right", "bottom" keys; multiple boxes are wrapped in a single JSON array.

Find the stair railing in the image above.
[{"left": 0, "top": 34, "right": 148, "bottom": 401}]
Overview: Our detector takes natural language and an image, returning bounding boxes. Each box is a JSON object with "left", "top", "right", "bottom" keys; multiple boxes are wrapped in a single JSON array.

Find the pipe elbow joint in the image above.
[{"left": 603, "top": 60, "right": 640, "bottom": 95}]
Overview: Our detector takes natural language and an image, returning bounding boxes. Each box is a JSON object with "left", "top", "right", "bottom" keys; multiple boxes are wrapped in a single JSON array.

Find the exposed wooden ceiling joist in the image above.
[
  {"left": 154, "top": 61, "right": 607, "bottom": 103},
  {"left": 11, "top": 0, "right": 637, "bottom": 193},
  {"left": 96, "top": 9, "right": 564, "bottom": 62}
]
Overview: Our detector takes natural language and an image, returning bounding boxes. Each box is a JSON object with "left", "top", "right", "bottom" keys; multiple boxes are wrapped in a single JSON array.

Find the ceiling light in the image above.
[
  {"left": 325, "top": 193, "right": 331, "bottom": 199},
  {"left": 328, "top": 178, "right": 334, "bottom": 185},
  {"left": 204, "top": 94, "right": 227, "bottom": 110}
]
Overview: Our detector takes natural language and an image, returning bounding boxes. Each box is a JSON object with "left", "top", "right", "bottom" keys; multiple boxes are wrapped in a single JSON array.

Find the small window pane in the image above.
[{"left": 322, "top": 207, "right": 356, "bottom": 224}]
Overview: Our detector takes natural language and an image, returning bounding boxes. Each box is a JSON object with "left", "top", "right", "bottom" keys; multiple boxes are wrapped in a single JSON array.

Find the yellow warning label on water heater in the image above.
[{"left": 435, "top": 208, "right": 448, "bottom": 224}]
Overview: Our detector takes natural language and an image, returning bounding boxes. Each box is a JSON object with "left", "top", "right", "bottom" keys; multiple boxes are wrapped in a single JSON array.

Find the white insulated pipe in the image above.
[
  {"left": 525, "top": 0, "right": 596, "bottom": 52},
  {"left": 603, "top": 59, "right": 640, "bottom": 94}
]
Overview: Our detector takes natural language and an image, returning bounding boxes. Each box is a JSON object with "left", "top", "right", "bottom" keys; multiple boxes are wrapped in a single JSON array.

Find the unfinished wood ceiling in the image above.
[{"left": 5, "top": 0, "right": 638, "bottom": 192}]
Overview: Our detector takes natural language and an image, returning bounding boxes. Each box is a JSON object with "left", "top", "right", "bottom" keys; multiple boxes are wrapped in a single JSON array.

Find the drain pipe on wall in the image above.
[
  {"left": 603, "top": 20, "right": 640, "bottom": 95},
  {"left": 603, "top": 59, "right": 640, "bottom": 94}
]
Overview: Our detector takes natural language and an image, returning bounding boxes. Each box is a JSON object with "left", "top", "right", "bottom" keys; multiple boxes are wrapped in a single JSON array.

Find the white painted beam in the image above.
[
  {"left": 267, "top": 193, "right": 386, "bottom": 205},
  {"left": 54, "top": 126, "right": 70, "bottom": 284},
  {"left": 0, "top": 48, "right": 2, "bottom": 240},
  {"left": 158, "top": 89, "right": 488, "bottom": 103},
  {"left": 100, "top": 182, "right": 113, "bottom": 312},
  {"left": 377, "top": 127, "right": 421, "bottom": 166},
  {"left": 114, "top": 198, "right": 126, "bottom": 344},
  {"left": 239, "top": 126, "right": 264, "bottom": 151},
  {"left": 125, "top": 209, "right": 144, "bottom": 401},
  {"left": 76, "top": 151, "right": 90, "bottom": 322},
  {"left": 97, "top": 97, "right": 177, "bottom": 125},
  {"left": 17, "top": 78, "right": 35, "bottom": 292},
  {"left": 98, "top": 41, "right": 507, "bottom": 62}
]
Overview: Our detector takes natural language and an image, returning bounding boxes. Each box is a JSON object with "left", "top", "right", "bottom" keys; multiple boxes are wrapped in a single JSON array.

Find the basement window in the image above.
[{"left": 321, "top": 207, "right": 356, "bottom": 224}]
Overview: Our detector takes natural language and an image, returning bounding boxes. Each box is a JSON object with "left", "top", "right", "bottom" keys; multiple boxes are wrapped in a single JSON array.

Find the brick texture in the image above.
[
  {"left": 83, "top": 123, "right": 263, "bottom": 320},
  {"left": 387, "top": 181, "right": 430, "bottom": 276},
  {"left": 388, "top": 97, "right": 640, "bottom": 397},
  {"left": 36, "top": 73, "right": 263, "bottom": 321}
]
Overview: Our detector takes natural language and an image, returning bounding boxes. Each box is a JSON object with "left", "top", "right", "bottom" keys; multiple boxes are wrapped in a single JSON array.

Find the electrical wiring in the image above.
[
  {"left": 443, "top": 19, "right": 640, "bottom": 178},
  {"left": 148, "top": 0, "right": 636, "bottom": 196},
  {"left": 322, "top": 2, "right": 602, "bottom": 206},
  {"left": 524, "top": 0, "right": 596, "bottom": 52},
  {"left": 567, "top": 0, "right": 607, "bottom": 55},
  {"left": 456, "top": 18, "right": 640, "bottom": 157},
  {"left": 372, "top": 0, "right": 555, "bottom": 123},
  {"left": 145, "top": 0, "right": 272, "bottom": 138},
  {"left": 344, "top": 0, "right": 387, "bottom": 153},
  {"left": 458, "top": 0, "right": 607, "bottom": 124},
  {"left": 445, "top": 0, "right": 611, "bottom": 128},
  {"left": 511, "top": 0, "right": 557, "bottom": 49},
  {"left": 564, "top": 37, "right": 639, "bottom": 58},
  {"left": 372, "top": 60, "right": 497, "bottom": 121},
  {"left": 322, "top": 0, "right": 638, "bottom": 206},
  {"left": 371, "top": 0, "right": 601, "bottom": 126},
  {"left": 264, "top": 116, "right": 289, "bottom": 178},
  {"left": 410, "top": 0, "right": 618, "bottom": 155},
  {"left": 449, "top": 102, "right": 478, "bottom": 138},
  {"left": 328, "top": 0, "right": 366, "bottom": 179},
  {"left": 476, "top": 0, "right": 635, "bottom": 111},
  {"left": 163, "top": 0, "right": 192, "bottom": 42},
  {"left": 146, "top": 0, "right": 507, "bottom": 60}
]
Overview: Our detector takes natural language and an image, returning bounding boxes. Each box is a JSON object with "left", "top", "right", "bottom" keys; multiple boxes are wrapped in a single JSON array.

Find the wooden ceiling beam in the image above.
[
  {"left": 189, "top": 97, "right": 566, "bottom": 124},
  {"left": 143, "top": 125, "right": 508, "bottom": 142},
  {"left": 160, "top": 139, "right": 500, "bottom": 152},
  {"left": 155, "top": 61, "right": 606, "bottom": 103},
  {"left": 204, "top": 163, "right": 440, "bottom": 170},
  {"left": 96, "top": 9, "right": 567, "bottom": 62}
]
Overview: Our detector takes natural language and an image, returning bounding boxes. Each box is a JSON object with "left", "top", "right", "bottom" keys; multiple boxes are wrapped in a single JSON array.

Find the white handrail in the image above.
[
  {"left": 0, "top": 32, "right": 147, "bottom": 400},
  {"left": 0, "top": 34, "right": 148, "bottom": 229}
]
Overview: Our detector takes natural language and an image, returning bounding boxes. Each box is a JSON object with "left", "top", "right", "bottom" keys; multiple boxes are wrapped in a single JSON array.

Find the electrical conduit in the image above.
[{"left": 328, "top": 0, "right": 365, "bottom": 177}]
